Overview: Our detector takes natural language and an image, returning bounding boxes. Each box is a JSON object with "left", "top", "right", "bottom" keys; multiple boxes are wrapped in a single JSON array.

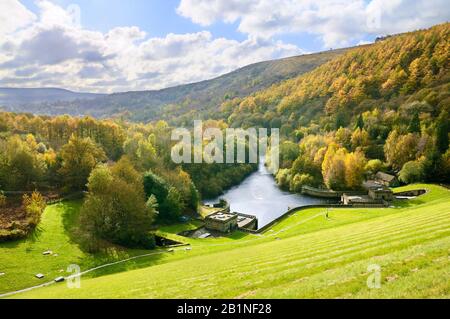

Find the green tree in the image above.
[
  {"left": 143, "top": 171, "right": 169, "bottom": 206},
  {"left": 279, "top": 141, "right": 300, "bottom": 168},
  {"left": 355, "top": 114, "right": 365, "bottom": 130},
  {"left": 408, "top": 112, "right": 421, "bottom": 133},
  {"left": 143, "top": 171, "right": 185, "bottom": 222},
  {"left": 159, "top": 187, "right": 184, "bottom": 221},
  {"left": 0, "top": 135, "right": 44, "bottom": 190},
  {"left": 399, "top": 160, "right": 425, "bottom": 184},
  {"left": 59, "top": 134, "right": 106, "bottom": 191},
  {"left": 335, "top": 111, "right": 347, "bottom": 129},
  {"left": 290, "top": 173, "right": 314, "bottom": 192},
  {"left": 365, "top": 159, "right": 384, "bottom": 175},
  {"left": 80, "top": 162, "right": 155, "bottom": 250},
  {"left": 436, "top": 110, "right": 449, "bottom": 153}
]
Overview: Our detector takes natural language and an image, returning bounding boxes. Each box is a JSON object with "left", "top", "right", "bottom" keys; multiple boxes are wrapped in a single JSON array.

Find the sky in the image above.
[{"left": 0, "top": 0, "right": 449, "bottom": 93}]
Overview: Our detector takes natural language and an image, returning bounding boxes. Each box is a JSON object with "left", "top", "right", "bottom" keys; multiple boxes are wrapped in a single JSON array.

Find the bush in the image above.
[
  {"left": 275, "top": 169, "right": 291, "bottom": 190},
  {"left": 365, "top": 159, "right": 384, "bottom": 176},
  {"left": 290, "top": 174, "right": 314, "bottom": 193},
  {"left": 22, "top": 191, "right": 46, "bottom": 227},
  {"left": 399, "top": 160, "right": 425, "bottom": 184}
]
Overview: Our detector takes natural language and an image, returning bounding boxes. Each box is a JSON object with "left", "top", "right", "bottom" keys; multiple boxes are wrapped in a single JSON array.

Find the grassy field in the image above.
[
  {"left": 0, "top": 201, "right": 167, "bottom": 294},
  {"left": 1, "top": 184, "right": 449, "bottom": 298}
]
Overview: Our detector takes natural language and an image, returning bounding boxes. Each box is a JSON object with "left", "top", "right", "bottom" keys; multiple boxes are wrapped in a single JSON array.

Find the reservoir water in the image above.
[{"left": 204, "top": 160, "right": 331, "bottom": 228}]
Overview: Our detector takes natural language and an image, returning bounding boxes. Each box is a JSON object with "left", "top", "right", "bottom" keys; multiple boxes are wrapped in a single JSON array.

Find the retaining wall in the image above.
[{"left": 239, "top": 204, "right": 348, "bottom": 234}]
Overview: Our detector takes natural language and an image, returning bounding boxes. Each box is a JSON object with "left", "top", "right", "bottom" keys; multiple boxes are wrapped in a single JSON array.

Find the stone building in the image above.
[
  {"left": 205, "top": 212, "right": 238, "bottom": 233},
  {"left": 375, "top": 172, "right": 399, "bottom": 187},
  {"left": 368, "top": 187, "right": 394, "bottom": 201},
  {"left": 342, "top": 186, "right": 394, "bottom": 207}
]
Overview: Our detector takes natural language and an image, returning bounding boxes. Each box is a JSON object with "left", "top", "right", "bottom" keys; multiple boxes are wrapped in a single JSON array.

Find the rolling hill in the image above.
[
  {"left": 0, "top": 88, "right": 104, "bottom": 107},
  {"left": 0, "top": 48, "right": 349, "bottom": 122},
  {"left": 223, "top": 23, "right": 450, "bottom": 130}
]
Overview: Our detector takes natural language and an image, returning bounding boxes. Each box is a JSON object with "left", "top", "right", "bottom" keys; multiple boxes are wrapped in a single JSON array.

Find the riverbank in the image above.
[{"left": 204, "top": 161, "right": 334, "bottom": 228}]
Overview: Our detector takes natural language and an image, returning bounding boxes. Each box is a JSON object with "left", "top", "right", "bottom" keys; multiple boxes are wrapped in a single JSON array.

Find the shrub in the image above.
[
  {"left": 399, "top": 160, "right": 425, "bottom": 184},
  {"left": 275, "top": 168, "right": 291, "bottom": 190},
  {"left": 365, "top": 159, "right": 384, "bottom": 175},
  {"left": 22, "top": 191, "right": 46, "bottom": 226},
  {"left": 290, "top": 174, "right": 314, "bottom": 193}
]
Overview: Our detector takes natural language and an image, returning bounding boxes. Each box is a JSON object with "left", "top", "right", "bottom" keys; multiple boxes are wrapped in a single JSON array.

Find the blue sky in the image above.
[
  {"left": 19, "top": 0, "right": 329, "bottom": 51},
  {"left": 0, "top": 0, "right": 449, "bottom": 92},
  {"left": 20, "top": 1, "right": 248, "bottom": 42}
]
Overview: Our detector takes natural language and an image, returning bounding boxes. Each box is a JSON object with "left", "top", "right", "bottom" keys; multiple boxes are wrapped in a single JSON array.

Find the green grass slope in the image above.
[
  {"left": 0, "top": 201, "right": 157, "bottom": 294},
  {"left": 5, "top": 184, "right": 449, "bottom": 299}
]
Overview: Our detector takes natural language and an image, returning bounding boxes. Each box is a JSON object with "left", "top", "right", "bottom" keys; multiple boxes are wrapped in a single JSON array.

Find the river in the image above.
[{"left": 204, "top": 160, "right": 331, "bottom": 229}]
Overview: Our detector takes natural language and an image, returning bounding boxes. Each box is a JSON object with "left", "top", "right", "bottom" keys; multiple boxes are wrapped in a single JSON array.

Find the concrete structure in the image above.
[
  {"left": 342, "top": 186, "right": 394, "bottom": 207},
  {"left": 342, "top": 194, "right": 376, "bottom": 206},
  {"left": 395, "top": 189, "right": 426, "bottom": 199},
  {"left": 368, "top": 187, "right": 394, "bottom": 201},
  {"left": 204, "top": 211, "right": 258, "bottom": 233},
  {"left": 205, "top": 212, "right": 238, "bottom": 233},
  {"left": 236, "top": 213, "right": 258, "bottom": 230},
  {"left": 301, "top": 185, "right": 366, "bottom": 199},
  {"left": 204, "top": 199, "right": 258, "bottom": 232},
  {"left": 301, "top": 185, "right": 341, "bottom": 198}
]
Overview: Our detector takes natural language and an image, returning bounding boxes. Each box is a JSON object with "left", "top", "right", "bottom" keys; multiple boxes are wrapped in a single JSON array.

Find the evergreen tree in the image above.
[
  {"left": 335, "top": 111, "right": 346, "bottom": 129},
  {"left": 436, "top": 110, "right": 449, "bottom": 153},
  {"left": 408, "top": 112, "right": 421, "bottom": 133},
  {"left": 354, "top": 114, "right": 365, "bottom": 130}
]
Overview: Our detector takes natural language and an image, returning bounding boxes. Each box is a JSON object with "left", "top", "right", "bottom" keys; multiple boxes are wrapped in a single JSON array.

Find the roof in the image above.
[
  {"left": 369, "top": 188, "right": 393, "bottom": 195},
  {"left": 206, "top": 212, "right": 237, "bottom": 223},
  {"left": 376, "top": 171, "right": 397, "bottom": 182}
]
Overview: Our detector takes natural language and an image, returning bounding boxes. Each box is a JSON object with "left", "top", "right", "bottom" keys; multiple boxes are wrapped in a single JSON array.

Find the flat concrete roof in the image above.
[
  {"left": 207, "top": 212, "right": 237, "bottom": 222},
  {"left": 237, "top": 216, "right": 255, "bottom": 228}
]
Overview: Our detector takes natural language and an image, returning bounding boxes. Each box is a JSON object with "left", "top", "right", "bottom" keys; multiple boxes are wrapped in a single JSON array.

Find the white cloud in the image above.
[
  {"left": 177, "top": 0, "right": 450, "bottom": 47},
  {"left": 36, "top": 0, "right": 79, "bottom": 28},
  {"left": 5, "top": 0, "right": 447, "bottom": 93},
  {"left": 0, "top": 0, "right": 304, "bottom": 93},
  {"left": 0, "top": 0, "right": 36, "bottom": 36},
  {"left": 176, "top": 0, "right": 252, "bottom": 26}
]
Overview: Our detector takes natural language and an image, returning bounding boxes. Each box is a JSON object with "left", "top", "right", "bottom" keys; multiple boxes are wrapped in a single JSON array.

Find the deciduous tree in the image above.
[{"left": 59, "top": 134, "right": 106, "bottom": 191}]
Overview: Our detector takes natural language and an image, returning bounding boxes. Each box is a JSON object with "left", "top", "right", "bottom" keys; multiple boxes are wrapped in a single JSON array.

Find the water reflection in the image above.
[{"left": 204, "top": 160, "right": 330, "bottom": 228}]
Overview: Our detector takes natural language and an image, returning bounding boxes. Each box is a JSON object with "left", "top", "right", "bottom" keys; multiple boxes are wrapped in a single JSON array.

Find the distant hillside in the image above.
[
  {"left": 223, "top": 23, "right": 449, "bottom": 129},
  {"left": 0, "top": 88, "right": 104, "bottom": 108},
  {"left": 0, "top": 48, "right": 349, "bottom": 122}
]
